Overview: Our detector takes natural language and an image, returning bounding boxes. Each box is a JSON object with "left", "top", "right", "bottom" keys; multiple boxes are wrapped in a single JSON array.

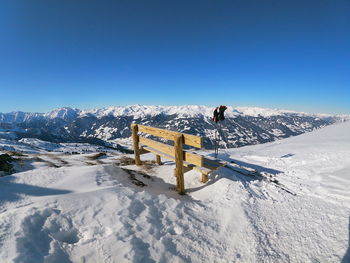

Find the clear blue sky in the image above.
[{"left": 0, "top": 0, "right": 349, "bottom": 114}]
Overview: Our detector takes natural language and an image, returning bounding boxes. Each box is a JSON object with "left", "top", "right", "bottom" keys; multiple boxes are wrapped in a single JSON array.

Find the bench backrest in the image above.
[
  {"left": 131, "top": 124, "right": 204, "bottom": 167},
  {"left": 137, "top": 124, "right": 203, "bottom": 148}
]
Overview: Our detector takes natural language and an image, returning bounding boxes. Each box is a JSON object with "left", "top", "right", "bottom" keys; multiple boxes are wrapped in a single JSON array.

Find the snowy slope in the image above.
[{"left": 0, "top": 122, "right": 349, "bottom": 262}]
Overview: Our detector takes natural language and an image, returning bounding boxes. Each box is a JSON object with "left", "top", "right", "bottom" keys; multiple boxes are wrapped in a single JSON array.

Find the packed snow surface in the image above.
[{"left": 0, "top": 122, "right": 349, "bottom": 262}]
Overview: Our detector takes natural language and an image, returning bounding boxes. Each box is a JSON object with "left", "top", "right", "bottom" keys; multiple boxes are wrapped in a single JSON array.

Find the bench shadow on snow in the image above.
[
  {"left": 106, "top": 164, "right": 196, "bottom": 201},
  {"left": 186, "top": 167, "right": 261, "bottom": 194},
  {"left": 111, "top": 156, "right": 283, "bottom": 198},
  {"left": 0, "top": 176, "right": 72, "bottom": 206},
  {"left": 187, "top": 153, "right": 283, "bottom": 194},
  {"left": 108, "top": 151, "right": 283, "bottom": 198},
  {"left": 214, "top": 152, "right": 282, "bottom": 175}
]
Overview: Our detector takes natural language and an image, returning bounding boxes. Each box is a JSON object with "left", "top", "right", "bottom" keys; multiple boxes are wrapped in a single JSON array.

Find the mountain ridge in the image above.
[
  {"left": 1, "top": 105, "right": 349, "bottom": 122},
  {"left": 0, "top": 105, "right": 349, "bottom": 150}
]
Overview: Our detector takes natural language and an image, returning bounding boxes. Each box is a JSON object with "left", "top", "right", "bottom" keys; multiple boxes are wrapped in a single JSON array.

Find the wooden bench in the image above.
[{"left": 131, "top": 124, "right": 212, "bottom": 194}]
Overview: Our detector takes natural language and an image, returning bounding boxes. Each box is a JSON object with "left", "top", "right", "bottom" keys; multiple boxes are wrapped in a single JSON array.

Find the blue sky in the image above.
[{"left": 0, "top": 0, "right": 349, "bottom": 114}]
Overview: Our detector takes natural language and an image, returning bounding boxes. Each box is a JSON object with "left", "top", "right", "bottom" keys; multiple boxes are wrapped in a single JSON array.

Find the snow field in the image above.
[
  {"left": 0, "top": 121, "right": 350, "bottom": 262},
  {"left": 1, "top": 163, "right": 255, "bottom": 262}
]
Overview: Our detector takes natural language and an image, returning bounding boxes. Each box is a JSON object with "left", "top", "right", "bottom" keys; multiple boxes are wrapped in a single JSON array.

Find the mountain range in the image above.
[{"left": 0, "top": 105, "right": 348, "bottom": 149}]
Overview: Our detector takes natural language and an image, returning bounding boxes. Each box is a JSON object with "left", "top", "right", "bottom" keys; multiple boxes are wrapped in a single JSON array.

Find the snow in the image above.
[
  {"left": 44, "top": 107, "right": 80, "bottom": 121},
  {"left": 18, "top": 138, "right": 62, "bottom": 152},
  {"left": 0, "top": 139, "right": 41, "bottom": 154},
  {"left": 2, "top": 105, "right": 348, "bottom": 124},
  {"left": 1, "top": 122, "right": 350, "bottom": 262},
  {"left": 81, "top": 105, "right": 215, "bottom": 119},
  {"left": 234, "top": 106, "right": 300, "bottom": 117},
  {"left": 226, "top": 122, "right": 350, "bottom": 206},
  {"left": 77, "top": 105, "right": 350, "bottom": 119},
  {"left": 0, "top": 111, "right": 43, "bottom": 123},
  {"left": 81, "top": 105, "right": 325, "bottom": 119}
]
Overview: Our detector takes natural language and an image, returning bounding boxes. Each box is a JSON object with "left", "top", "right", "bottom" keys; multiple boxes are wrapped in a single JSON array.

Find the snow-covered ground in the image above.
[
  {"left": 0, "top": 122, "right": 349, "bottom": 262},
  {"left": 0, "top": 138, "right": 115, "bottom": 155}
]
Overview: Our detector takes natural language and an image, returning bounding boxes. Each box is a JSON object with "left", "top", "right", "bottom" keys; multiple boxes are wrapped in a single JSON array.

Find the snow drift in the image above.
[{"left": 0, "top": 121, "right": 349, "bottom": 262}]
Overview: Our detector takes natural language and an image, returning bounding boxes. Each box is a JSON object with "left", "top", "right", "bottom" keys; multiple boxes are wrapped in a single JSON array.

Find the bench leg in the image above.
[
  {"left": 156, "top": 155, "right": 162, "bottom": 165},
  {"left": 201, "top": 173, "right": 208, "bottom": 183},
  {"left": 131, "top": 124, "right": 142, "bottom": 166},
  {"left": 174, "top": 135, "right": 185, "bottom": 195}
]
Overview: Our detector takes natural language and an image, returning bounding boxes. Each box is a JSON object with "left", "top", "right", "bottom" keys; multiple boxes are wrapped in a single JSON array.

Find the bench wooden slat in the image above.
[
  {"left": 138, "top": 124, "right": 203, "bottom": 148},
  {"left": 139, "top": 136, "right": 174, "bottom": 157},
  {"left": 139, "top": 136, "right": 203, "bottom": 167},
  {"left": 203, "top": 157, "right": 225, "bottom": 170},
  {"left": 184, "top": 151, "right": 203, "bottom": 167},
  {"left": 192, "top": 165, "right": 211, "bottom": 176},
  {"left": 141, "top": 146, "right": 211, "bottom": 176},
  {"left": 141, "top": 146, "right": 175, "bottom": 161}
]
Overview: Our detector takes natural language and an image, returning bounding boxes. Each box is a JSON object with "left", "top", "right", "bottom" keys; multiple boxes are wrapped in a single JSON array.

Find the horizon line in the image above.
[{"left": 0, "top": 104, "right": 349, "bottom": 116}]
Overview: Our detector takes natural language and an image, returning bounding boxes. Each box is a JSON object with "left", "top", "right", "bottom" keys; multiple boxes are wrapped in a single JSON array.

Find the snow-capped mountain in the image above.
[
  {"left": 0, "top": 107, "right": 81, "bottom": 123},
  {"left": 44, "top": 107, "right": 80, "bottom": 121},
  {"left": 0, "top": 111, "right": 44, "bottom": 123},
  {"left": 0, "top": 105, "right": 348, "bottom": 149}
]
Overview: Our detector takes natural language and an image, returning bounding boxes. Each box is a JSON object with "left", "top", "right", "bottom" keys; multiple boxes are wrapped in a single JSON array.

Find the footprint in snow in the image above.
[{"left": 14, "top": 208, "right": 79, "bottom": 263}]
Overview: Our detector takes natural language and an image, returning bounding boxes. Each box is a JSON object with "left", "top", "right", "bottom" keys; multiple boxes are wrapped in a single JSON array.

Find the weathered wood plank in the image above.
[
  {"left": 196, "top": 167, "right": 211, "bottom": 176},
  {"left": 138, "top": 124, "right": 202, "bottom": 148},
  {"left": 156, "top": 155, "right": 162, "bottom": 165},
  {"left": 140, "top": 136, "right": 203, "bottom": 167},
  {"left": 142, "top": 146, "right": 211, "bottom": 175},
  {"left": 201, "top": 173, "right": 208, "bottom": 183},
  {"left": 174, "top": 134, "right": 185, "bottom": 194},
  {"left": 139, "top": 137, "right": 175, "bottom": 157},
  {"left": 184, "top": 151, "right": 203, "bottom": 167},
  {"left": 139, "top": 147, "right": 150, "bottom": 155},
  {"left": 183, "top": 166, "right": 193, "bottom": 173},
  {"left": 203, "top": 157, "right": 226, "bottom": 170},
  {"left": 142, "top": 146, "right": 175, "bottom": 161},
  {"left": 131, "top": 124, "right": 141, "bottom": 165}
]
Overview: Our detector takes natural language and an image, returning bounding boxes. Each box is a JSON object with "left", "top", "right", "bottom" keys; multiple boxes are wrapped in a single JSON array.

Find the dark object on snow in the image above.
[
  {"left": 0, "top": 154, "right": 14, "bottom": 175},
  {"left": 212, "top": 105, "right": 227, "bottom": 123},
  {"left": 212, "top": 105, "right": 228, "bottom": 158}
]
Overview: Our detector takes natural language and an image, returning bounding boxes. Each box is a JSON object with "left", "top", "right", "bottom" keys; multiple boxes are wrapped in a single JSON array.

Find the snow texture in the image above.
[{"left": 0, "top": 121, "right": 349, "bottom": 262}]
